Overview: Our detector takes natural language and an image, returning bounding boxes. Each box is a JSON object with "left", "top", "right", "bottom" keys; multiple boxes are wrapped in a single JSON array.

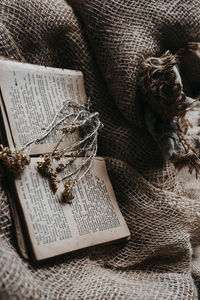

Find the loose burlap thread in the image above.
[{"left": 1, "top": 0, "right": 200, "bottom": 299}]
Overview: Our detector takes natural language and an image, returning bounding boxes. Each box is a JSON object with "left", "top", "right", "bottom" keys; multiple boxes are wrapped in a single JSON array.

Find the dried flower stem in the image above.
[
  {"left": 61, "top": 141, "right": 97, "bottom": 182},
  {"left": 61, "top": 117, "right": 101, "bottom": 155}
]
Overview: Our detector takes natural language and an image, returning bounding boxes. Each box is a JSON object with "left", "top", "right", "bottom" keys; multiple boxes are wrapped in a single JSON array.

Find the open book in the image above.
[{"left": 0, "top": 57, "right": 130, "bottom": 261}]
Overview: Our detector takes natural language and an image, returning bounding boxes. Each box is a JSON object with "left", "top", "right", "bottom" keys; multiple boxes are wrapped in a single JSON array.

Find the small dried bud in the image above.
[
  {"left": 52, "top": 150, "right": 61, "bottom": 160},
  {"left": 37, "top": 162, "right": 50, "bottom": 176},
  {"left": 43, "top": 154, "right": 51, "bottom": 165},
  {"left": 62, "top": 123, "right": 76, "bottom": 134},
  {"left": 56, "top": 163, "right": 65, "bottom": 172},
  {"left": 62, "top": 179, "right": 75, "bottom": 203},
  {"left": 49, "top": 171, "right": 58, "bottom": 193},
  {"left": 37, "top": 154, "right": 53, "bottom": 176}
]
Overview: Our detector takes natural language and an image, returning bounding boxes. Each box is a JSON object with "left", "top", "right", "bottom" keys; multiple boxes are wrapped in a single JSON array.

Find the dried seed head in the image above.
[
  {"left": 62, "top": 179, "right": 75, "bottom": 203},
  {"left": 0, "top": 146, "right": 30, "bottom": 174},
  {"left": 37, "top": 162, "right": 49, "bottom": 175},
  {"left": 49, "top": 171, "right": 58, "bottom": 193},
  {"left": 56, "top": 163, "right": 65, "bottom": 172},
  {"left": 62, "top": 123, "right": 76, "bottom": 134},
  {"left": 43, "top": 154, "right": 51, "bottom": 165},
  {"left": 37, "top": 154, "right": 53, "bottom": 176},
  {"left": 37, "top": 159, "right": 58, "bottom": 193},
  {"left": 53, "top": 150, "right": 61, "bottom": 160}
]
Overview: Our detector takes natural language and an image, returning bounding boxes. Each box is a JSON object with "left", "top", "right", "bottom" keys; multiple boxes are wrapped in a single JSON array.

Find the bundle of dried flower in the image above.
[
  {"left": 34, "top": 101, "right": 102, "bottom": 202},
  {"left": 0, "top": 144, "right": 30, "bottom": 173},
  {"left": 141, "top": 45, "right": 200, "bottom": 176},
  {"left": 0, "top": 101, "right": 102, "bottom": 201}
]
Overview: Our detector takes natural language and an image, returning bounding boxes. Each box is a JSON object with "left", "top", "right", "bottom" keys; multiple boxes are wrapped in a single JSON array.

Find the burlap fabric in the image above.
[{"left": 1, "top": 0, "right": 200, "bottom": 299}]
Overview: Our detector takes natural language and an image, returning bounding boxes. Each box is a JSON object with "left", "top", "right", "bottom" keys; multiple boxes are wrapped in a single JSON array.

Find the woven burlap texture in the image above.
[{"left": 1, "top": 0, "right": 200, "bottom": 299}]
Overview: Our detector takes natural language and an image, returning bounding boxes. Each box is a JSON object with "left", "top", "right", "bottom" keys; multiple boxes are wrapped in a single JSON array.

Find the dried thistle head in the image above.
[{"left": 141, "top": 50, "right": 190, "bottom": 121}]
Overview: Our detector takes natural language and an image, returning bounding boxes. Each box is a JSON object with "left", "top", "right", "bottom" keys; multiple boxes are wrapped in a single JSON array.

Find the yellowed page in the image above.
[
  {"left": 0, "top": 59, "right": 87, "bottom": 154},
  {"left": 14, "top": 157, "right": 130, "bottom": 260}
]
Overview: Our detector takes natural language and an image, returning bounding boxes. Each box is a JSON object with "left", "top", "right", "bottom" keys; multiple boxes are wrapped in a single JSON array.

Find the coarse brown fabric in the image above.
[{"left": 0, "top": 0, "right": 200, "bottom": 299}]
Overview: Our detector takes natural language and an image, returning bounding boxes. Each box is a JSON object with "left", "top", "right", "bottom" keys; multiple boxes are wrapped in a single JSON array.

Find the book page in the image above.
[
  {"left": 0, "top": 59, "right": 87, "bottom": 155},
  {"left": 14, "top": 157, "right": 130, "bottom": 260}
]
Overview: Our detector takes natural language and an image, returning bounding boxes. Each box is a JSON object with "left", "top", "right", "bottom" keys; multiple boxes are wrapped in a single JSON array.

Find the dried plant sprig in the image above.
[
  {"left": 21, "top": 102, "right": 86, "bottom": 151},
  {"left": 1, "top": 100, "right": 102, "bottom": 200},
  {"left": 61, "top": 138, "right": 97, "bottom": 182},
  {"left": 49, "top": 171, "right": 58, "bottom": 193},
  {"left": 61, "top": 114, "right": 101, "bottom": 156},
  {"left": 62, "top": 123, "right": 76, "bottom": 134},
  {"left": 33, "top": 100, "right": 102, "bottom": 200},
  {"left": 0, "top": 99, "right": 102, "bottom": 201},
  {"left": 62, "top": 179, "right": 76, "bottom": 203},
  {"left": 52, "top": 149, "right": 61, "bottom": 160},
  {"left": 56, "top": 163, "right": 65, "bottom": 172},
  {"left": 56, "top": 152, "right": 78, "bottom": 173},
  {"left": 37, "top": 154, "right": 58, "bottom": 193},
  {"left": 77, "top": 145, "right": 98, "bottom": 182},
  {"left": 0, "top": 144, "right": 30, "bottom": 174}
]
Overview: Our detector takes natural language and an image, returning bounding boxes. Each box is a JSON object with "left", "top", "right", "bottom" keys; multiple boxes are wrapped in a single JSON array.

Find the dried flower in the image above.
[
  {"left": 49, "top": 171, "right": 58, "bottom": 193},
  {"left": 43, "top": 154, "right": 51, "bottom": 165},
  {"left": 0, "top": 145, "right": 30, "bottom": 174},
  {"left": 37, "top": 154, "right": 58, "bottom": 193},
  {"left": 62, "top": 122, "right": 76, "bottom": 134},
  {"left": 37, "top": 154, "right": 51, "bottom": 176},
  {"left": 0, "top": 101, "right": 102, "bottom": 200},
  {"left": 16, "top": 101, "right": 102, "bottom": 198},
  {"left": 56, "top": 163, "right": 65, "bottom": 172},
  {"left": 62, "top": 179, "right": 75, "bottom": 203},
  {"left": 52, "top": 149, "right": 61, "bottom": 160}
]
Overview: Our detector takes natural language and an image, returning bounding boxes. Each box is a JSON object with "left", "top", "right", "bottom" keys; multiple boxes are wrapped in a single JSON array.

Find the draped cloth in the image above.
[{"left": 0, "top": 0, "right": 200, "bottom": 298}]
